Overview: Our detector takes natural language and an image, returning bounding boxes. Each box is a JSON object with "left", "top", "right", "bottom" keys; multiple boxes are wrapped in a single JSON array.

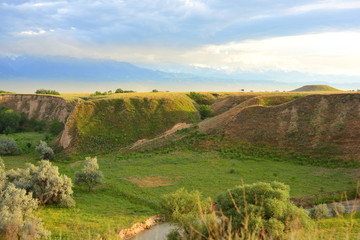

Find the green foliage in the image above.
[
  {"left": 152, "top": 89, "right": 159, "bottom": 92},
  {"left": 115, "top": 88, "right": 124, "bottom": 93},
  {"left": 75, "top": 157, "right": 104, "bottom": 192},
  {"left": 0, "top": 136, "right": 20, "bottom": 155},
  {"left": 0, "top": 90, "right": 13, "bottom": 93},
  {"left": 0, "top": 183, "right": 50, "bottom": 240},
  {"left": 35, "top": 141, "right": 54, "bottom": 160},
  {"left": 311, "top": 204, "right": 330, "bottom": 219},
  {"left": 198, "top": 104, "right": 212, "bottom": 119},
  {"left": 161, "top": 188, "right": 212, "bottom": 238},
  {"left": 6, "top": 160, "right": 75, "bottom": 207},
  {"left": 35, "top": 89, "right": 60, "bottom": 95},
  {"left": 217, "top": 181, "right": 313, "bottom": 238},
  {"left": 49, "top": 119, "right": 64, "bottom": 136},
  {"left": 0, "top": 107, "right": 21, "bottom": 134}
]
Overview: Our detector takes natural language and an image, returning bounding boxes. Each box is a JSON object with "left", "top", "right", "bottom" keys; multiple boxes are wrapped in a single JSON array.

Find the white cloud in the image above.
[
  {"left": 183, "top": 31, "right": 360, "bottom": 76},
  {"left": 287, "top": 0, "right": 360, "bottom": 14},
  {"left": 3, "top": 29, "right": 360, "bottom": 77},
  {"left": 17, "top": 29, "right": 47, "bottom": 36}
]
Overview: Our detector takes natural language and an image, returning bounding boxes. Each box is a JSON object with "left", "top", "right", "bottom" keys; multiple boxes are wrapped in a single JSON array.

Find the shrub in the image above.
[
  {"left": 217, "top": 181, "right": 313, "bottom": 238},
  {"left": 115, "top": 88, "right": 124, "bottom": 93},
  {"left": 49, "top": 119, "right": 64, "bottom": 136},
  {"left": 35, "top": 141, "right": 54, "bottom": 160},
  {"left": 35, "top": 89, "right": 60, "bottom": 95},
  {"left": 6, "top": 160, "right": 75, "bottom": 207},
  {"left": 311, "top": 204, "right": 330, "bottom": 219},
  {"left": 161, "top": 188, "right": 211, "bottom": 238},
  {"left": 75, "top": 157, "right": 104, "bottom": 192},
  {"left": 198, "top": 104, "right": 212, "bottom": 119},
  {"left": 152, "top": 89, "right": 159, "bottom": 92},
  {"left": 0, "top": 136, "right": 20, "bottom": 155},
  {"left": 0, "top": 184, "right": 50, "bottom": 239}
]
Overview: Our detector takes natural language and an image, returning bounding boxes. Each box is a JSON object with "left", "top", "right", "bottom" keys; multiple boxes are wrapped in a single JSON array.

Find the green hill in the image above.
[{"left": 290, "top": 85, "right": 342, "bottom": 92}]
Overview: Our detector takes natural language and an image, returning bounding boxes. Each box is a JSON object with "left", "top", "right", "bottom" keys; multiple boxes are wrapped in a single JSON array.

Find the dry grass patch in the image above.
[{"left": 125, "top": 176, "right": 181, "bottom": 188}]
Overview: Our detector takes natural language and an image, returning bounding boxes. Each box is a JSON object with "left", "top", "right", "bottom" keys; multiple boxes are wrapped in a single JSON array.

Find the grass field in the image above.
[{"left": 1, "top": 132, "right": 359, "bottom": 239}]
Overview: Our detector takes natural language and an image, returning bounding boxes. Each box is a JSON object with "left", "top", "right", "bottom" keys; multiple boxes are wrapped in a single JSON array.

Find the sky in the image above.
[{"left": 1, "top": 0, "right": 360, "bottom": 92}]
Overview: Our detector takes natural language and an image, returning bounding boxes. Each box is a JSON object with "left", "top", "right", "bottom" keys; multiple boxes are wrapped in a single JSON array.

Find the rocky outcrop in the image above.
[{"left": 0, "top": 94, "right": 73, "bottom": 122}]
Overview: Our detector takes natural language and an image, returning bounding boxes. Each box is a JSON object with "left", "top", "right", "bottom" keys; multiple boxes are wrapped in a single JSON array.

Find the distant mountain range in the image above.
[
  {"left": 0, "top": 55, "right": 358, "bottom": 92},
  {"left": 0, "top": 55, "right": 187, "bottom": 81}
]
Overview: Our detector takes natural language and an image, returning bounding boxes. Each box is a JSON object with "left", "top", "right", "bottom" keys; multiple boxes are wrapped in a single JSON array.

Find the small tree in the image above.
[
  {"left": 152, "top": 89, "right": 159, "bottom": 92},
  {"left": 49, "top": 119, "right": 64, "bottom": 136},
  {"left": 35, "top": 141, "right": 54, "bottom": 160},
  {"left": 75, "top": 157, "right": 104, "bottom": 192},
  {"left": 0, "top": 184, "right": 50, "bottom": 239},
  {"left": 6, "top": 160, "right": 75, "bottom": 207},
  {"left": 0, "top": 136, "right": 20, "bottom": 155},
  {"left": 115, "top": 88, "right": 124, "bottom": 93}
]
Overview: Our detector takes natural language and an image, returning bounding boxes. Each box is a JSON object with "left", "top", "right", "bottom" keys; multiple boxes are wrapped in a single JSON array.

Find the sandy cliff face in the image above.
[{"left": 0, "top": 94, "right": 73, "bottom": 122}]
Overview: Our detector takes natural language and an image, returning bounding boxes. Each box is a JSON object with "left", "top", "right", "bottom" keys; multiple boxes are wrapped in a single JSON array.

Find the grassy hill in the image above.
[{"left": 291, "top": 85, "right": 342, "bottom": 92}]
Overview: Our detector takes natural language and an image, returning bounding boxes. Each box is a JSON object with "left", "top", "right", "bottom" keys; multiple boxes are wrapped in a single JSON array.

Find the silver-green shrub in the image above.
[
  {"left": 75, "top": 157, "right": 104, "bottom": 192},
  {"left": 311, "top": 204, "right": 330, "bottom": 219},
  {"left": 0, "top": 184, "right": 50, "bottom": 239},
  {"left": 0, "top": 136, "right": 20, "bottom": 155},
  {"left": 35, "top": 141, "right": 54, "bottom": 160},
  {"left": 7, "top": 160, "right": 75, "bottom": 207},
  {"left": 332, "top": 202, "right": 346, "bottom": 216}
]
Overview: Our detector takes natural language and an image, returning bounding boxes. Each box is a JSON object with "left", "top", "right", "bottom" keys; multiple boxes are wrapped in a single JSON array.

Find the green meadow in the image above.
[{"left": 1, "top": 132, "right": 359, "bottom": 239}]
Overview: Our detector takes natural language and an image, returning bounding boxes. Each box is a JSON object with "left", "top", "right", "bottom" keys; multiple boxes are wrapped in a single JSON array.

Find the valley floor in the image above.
[{"left": 2, "top": 133, "right": 359, "bottom": 239}]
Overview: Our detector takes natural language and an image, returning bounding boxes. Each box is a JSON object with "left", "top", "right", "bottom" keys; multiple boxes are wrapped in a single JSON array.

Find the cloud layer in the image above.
[{"left": 1, "top": 0, "right": 360, "bottom": 78}]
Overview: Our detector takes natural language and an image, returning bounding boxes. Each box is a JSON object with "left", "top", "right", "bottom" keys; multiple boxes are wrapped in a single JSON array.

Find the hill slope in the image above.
[
  {"left": 291, "top": 85, "right": 342, "bottom": 92},
  {"left": 59, "top": 93, "right": 200, "bottom": 152}
]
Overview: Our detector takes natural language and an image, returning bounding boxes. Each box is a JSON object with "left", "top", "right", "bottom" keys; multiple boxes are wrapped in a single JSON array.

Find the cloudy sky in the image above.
[{"left": 1, "top": 0, "right": 360, "bottom": 91}]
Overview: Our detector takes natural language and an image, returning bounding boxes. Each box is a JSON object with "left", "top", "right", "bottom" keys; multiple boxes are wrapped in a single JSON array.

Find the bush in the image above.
[
  {"left": 6, "top": 160, "right": 75, "bottom": 207},
  {"left": 35, "top": 89, "right": 60, "bottom": 95},
  {"left": 217, "top": 181, "right": 313, "bottom": 238},
  {"left": 311, "top": 204, "right": 330, "bottom": 219},
  {"left": 35, "top": 141, "right": 54, "bottom": 160},
  {"left": 0, "top": 136, "right": 20, "bottom": 155},
  {"left": 0, "top": 184, "right": 50, "bottom": 239},
  {"left": 75, "top": 157, "right": 104, "bottom": 192},
  {"left": 115, "top": 88, "right": 124, "bottom": 93},
  {"left": 161, "top": 188, "right": 211, "bottom": 238},
  {"left": 152, "top": 89, "right": 159, "bottom": 92},
  {"left": 49, "top": 119, "right": 64, "bottom": 136},
  {"left": 198, "top": 104, "right": 212, "bottom": 119}
]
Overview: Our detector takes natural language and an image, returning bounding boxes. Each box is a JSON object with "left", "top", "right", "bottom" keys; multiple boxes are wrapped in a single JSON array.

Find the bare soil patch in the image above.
[{"left": 126, "top": 176, "right": 181, "bottom": 188}]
